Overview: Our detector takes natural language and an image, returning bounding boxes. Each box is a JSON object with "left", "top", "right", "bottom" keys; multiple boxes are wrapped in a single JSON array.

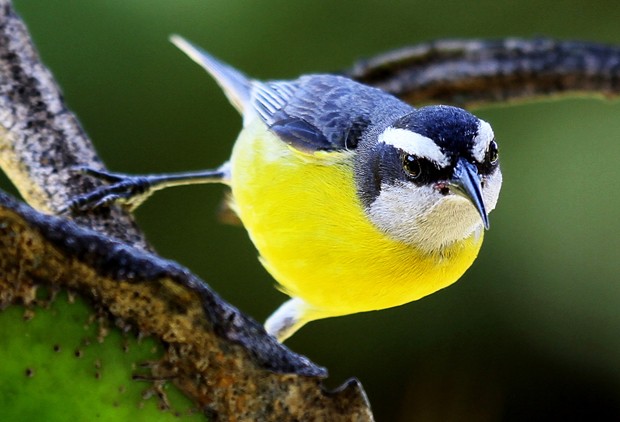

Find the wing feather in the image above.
[{"left": 251, "top": 75, "right": 411, "bottom": 153}]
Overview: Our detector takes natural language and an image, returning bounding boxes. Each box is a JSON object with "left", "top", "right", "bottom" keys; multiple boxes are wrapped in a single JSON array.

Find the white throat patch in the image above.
[
  {"left": 366, "top": 165, "right": 502, "bottom": 253},
  {"left": 378, "top": 127, "right": 450, "bottom": 167},
  {"left": 367, "top": 182, "right": 484, "bottom": 253}
]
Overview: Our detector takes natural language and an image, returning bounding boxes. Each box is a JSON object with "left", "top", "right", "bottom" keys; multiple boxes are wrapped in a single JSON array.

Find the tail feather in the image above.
[{"left": 170, "top": 35, "right": 252, "bottom": 114}]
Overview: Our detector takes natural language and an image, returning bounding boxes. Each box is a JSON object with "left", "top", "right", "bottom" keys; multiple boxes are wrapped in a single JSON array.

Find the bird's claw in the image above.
[
  {"left": 74, "top": 166, "right": 131, "bottom": 183},
  {"left": 64, "top": 167, "right": 154, "bottom": 213}
]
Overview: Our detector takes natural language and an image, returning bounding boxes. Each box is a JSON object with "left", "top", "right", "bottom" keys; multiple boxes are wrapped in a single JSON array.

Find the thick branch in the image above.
[
  {"left": 0, "top": 191, "right": 372, "bottom": 419},
  {"left": 348, "top": 38, "right": 620, "bottom": 107},
  {"left": 0, "top": 1, "right": 148, "bottom": 249}
]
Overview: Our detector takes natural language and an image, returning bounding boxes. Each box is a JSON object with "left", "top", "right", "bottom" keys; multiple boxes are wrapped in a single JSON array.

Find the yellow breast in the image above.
[{"left": 229, "top": 120, "right": 483, "bottom": 320}]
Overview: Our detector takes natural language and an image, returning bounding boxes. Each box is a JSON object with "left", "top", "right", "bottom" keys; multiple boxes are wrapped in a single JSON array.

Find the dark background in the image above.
[{"left": 11, "top": 1, "right": 620, "bottom": 420}]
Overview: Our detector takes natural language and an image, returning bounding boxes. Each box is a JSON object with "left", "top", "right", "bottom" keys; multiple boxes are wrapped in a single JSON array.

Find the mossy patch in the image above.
[{"left": 0, "top": 292, "right": 205, "bottom": 421}]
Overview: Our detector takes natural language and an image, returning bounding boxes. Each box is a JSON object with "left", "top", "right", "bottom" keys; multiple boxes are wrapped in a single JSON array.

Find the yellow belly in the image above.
[{"left": 229, "top": 121, "right": 483, "bottom": 320}]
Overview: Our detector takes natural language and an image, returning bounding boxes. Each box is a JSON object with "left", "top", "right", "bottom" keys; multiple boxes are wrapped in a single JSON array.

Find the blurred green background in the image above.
[{"left": 9, "top": 0, "right": 620, "bottom": 420}]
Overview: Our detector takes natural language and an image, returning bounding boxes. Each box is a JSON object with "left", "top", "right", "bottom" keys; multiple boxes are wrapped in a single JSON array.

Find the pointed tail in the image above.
[{"left": 170, "top": 35, "right": 252, "bottom": 114}]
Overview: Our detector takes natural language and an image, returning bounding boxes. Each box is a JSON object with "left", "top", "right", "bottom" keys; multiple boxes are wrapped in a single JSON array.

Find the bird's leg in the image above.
[
  {"left": 64, "top": 162, "right": 230, "bottom": 213},
  {"left": 264, "top": 297, "right": 314, "bottom": 342}
]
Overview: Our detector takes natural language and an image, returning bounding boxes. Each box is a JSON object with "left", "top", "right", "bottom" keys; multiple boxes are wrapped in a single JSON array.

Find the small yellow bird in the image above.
[{"left": 72, "top": 36, "right": 502, "bottom": 342}]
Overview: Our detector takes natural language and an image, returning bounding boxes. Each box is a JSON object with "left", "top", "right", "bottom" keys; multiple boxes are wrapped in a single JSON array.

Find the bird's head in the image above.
[{"left": 355, "top": 105, "right": 502, "bottom": 253}]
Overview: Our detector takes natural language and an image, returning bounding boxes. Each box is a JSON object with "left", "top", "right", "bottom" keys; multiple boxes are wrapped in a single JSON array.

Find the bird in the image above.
[{"left": 70, "top": 36, "right": 502, "bottom": 342}]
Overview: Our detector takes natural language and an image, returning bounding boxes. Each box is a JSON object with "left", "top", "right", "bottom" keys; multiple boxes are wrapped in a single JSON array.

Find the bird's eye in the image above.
[
  {"left": 485, "top": 140, "right": 499, "bottom": 165},
  {"left": 402, "top": 154, "right": 422, "bottom": 179}
]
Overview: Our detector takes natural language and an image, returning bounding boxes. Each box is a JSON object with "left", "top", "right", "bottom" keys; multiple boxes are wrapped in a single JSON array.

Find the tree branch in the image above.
[
  {"left": 0, "top": 1, "right": 151, "bottom": 249},
  {"left": 348, "top": 38, "right": 620, "bottom": 107},
  {"left": 0, "top": 190, "right": 372, "bottom": 419}
]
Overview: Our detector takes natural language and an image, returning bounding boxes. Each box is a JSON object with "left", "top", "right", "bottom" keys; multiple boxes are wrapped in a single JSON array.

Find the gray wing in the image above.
[{"left": 252, "top": 75, "right": 412, "bottom": 153}]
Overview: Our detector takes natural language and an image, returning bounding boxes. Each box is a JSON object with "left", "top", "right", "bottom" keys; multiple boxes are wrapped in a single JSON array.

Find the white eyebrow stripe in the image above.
[
  {"left": 472, "top": 119, "right": 494, "bottom": 162},
  {"left": 378, "top": 127, "right": 450, "bottom": 167}
]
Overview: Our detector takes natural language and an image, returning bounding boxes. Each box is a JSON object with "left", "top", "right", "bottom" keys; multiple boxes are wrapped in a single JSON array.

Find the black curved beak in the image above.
[{"left": 449, "top": 158, "right": 489, "bottom": 229}]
